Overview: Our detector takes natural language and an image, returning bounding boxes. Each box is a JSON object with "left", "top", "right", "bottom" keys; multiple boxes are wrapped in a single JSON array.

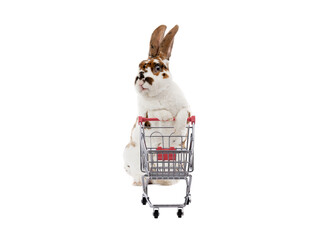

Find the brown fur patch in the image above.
[
  {"left": 145, "top": 111, "right": 151, "bottom": 128},
  {"left": 144, "top": 77, "right": 154, "bottom": 85},
  {"left": 162, "top": 73, "right": 169, "bottom": 79},
  {"left": 139, "top": 61, "right": 147, "bottom": 71}
]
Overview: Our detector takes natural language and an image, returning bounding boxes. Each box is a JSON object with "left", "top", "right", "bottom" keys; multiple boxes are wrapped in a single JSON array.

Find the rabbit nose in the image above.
[
  {"left": 139, "top": 72, "right": 145, "bottom": 79},
  {"left": 137, "top": 80, "right": 144, "bottom": 86}
]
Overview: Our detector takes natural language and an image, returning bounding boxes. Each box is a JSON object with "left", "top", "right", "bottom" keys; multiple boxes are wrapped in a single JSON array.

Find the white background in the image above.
[{"left": 1, "top": 0, "right": 318, "bottom": 239}]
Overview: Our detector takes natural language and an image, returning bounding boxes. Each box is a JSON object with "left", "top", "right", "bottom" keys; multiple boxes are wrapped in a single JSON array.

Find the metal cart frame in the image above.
[{"left": 138, "top": 116, "right": 195, "bottom": 218}]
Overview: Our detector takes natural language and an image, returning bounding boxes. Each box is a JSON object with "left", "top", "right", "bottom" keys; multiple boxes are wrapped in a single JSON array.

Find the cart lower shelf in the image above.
[{"left": 141, "top": 174, "right": 192, "bottom": 218}]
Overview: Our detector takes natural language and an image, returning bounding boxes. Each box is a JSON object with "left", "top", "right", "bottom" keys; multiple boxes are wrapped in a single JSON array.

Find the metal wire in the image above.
[{"left": 140, "top": 123, "right": 195, "bottom": 178}]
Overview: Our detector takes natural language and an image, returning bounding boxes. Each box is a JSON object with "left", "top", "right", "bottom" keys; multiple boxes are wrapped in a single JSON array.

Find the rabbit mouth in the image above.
[{"left": 140, "top": 86, "right": 148, "bottom": 91}]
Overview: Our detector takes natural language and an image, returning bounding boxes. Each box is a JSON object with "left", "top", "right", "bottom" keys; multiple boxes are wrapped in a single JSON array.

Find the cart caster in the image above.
[
  {"left": 153, "top": 209, "right": 159, "bottom": 219},
  {"left": 141, "top": 197, "right": 147, "bottom": 205},
  {"left": 177, "top": 208, "right": 184, "bottom": 218}
]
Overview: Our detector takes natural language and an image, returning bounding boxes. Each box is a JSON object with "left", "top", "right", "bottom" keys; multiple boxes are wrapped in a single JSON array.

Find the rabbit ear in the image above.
[
  {"left": 159, "top": 25, "right": 179, "bottom": 60},
  {"left": 149, "top": 25, "right": 167, "bottom": 58}
]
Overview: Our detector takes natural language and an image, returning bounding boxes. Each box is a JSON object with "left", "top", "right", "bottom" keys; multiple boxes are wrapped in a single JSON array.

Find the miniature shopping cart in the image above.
[{"left": 138, "top": 115, "right": 195, "bottom": 218}]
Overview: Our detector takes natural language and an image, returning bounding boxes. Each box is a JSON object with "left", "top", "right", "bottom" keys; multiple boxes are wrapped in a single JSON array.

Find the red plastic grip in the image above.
[
  {"left": 138, "top": 115, "right": 195, "bottom": 124},
  {"left": 156, "top": 147, "right": 176, "bottom": 161},
  {"left": 188, "top": 116, "right": 196, "bottom": 124}
]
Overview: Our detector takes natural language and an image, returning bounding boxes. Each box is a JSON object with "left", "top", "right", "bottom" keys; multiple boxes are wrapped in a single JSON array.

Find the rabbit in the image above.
[{"left": 124, "top": 25, "right": 191, "bottom": 186}]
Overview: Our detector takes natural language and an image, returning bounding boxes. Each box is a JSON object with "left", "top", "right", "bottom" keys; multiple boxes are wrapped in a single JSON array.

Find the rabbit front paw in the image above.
[{"left": 149, "top": 110, "right": 173, "bottom": 121}]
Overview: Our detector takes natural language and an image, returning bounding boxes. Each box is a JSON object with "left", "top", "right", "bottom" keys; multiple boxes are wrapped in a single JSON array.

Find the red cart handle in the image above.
[{"left": 138, "top": 115, "right": 195, "bottom": 124}]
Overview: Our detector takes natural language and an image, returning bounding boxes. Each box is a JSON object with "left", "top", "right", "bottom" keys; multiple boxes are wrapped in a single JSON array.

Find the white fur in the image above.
[
  {"left": 124, "top": 58, "right": 190, "bottom": 185},
  {"left": 123, "top": 120, "right": 143, "bottom": 185}
]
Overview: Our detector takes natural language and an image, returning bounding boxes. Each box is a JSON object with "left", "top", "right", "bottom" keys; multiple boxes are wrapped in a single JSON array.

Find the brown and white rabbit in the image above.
[{"left": 123, "top": 25, "right": 191, "bottom": 186}]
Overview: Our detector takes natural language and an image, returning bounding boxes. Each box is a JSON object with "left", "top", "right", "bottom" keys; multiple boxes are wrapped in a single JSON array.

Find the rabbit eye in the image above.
[{"left": 154, "top": 64, "right": 161, "bottom": 72}]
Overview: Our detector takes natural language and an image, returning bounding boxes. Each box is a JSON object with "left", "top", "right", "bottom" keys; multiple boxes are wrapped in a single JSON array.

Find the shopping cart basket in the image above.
[{"left": 138, "top": 115, "right": 195, "bottom": 218}]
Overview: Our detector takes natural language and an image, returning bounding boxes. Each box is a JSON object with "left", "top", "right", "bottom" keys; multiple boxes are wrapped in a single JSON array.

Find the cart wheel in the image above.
[
  {"left": 153, "top": 209, "right": 159, "bottom": 219},
  {"left": 177, "top": 209, "right": 184, "bottom": 218},
  {"left": 141, "top": 197, "right": 147, "bottom": 205}
]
